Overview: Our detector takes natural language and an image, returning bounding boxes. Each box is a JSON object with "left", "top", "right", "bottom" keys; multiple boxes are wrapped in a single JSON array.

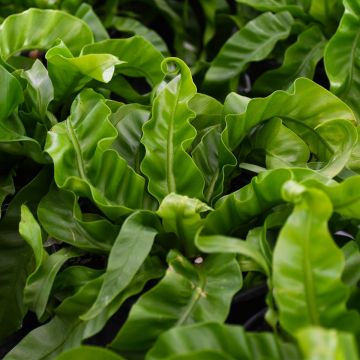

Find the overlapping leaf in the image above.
[
  {"left": 4, "top": 258, "right": 163, "bottom": 360},
  {"left": 147, "top": 322, "right": 300, "bottom": 360},
  {"left": 0, "top": 9, "right": 93, "bottom": 60},
  {"left": 141, "top": 58, "right": 204, "bottom": 202},
  {"left": 45, "top": 89, "right": 147, "bottom": 220},
  {"left": 273, "top": 182, "right": 360, "bottom": 333},
  {"left": 0, "top": 169, "right": 51, "bottom": 341},
  {"left": 110, "top": 251, "right": 241, "bottom": 358},
  {"left": 325, "top": 0, "right": 360, "bottom": 120},
  {"left": 203, "top": 11, "right": 294, "bottom": 99},
  {"left": 46, "top": 41, "right": 121, "bottom": 99},
  {"left": 224, "top": 78, "right": 357, "bottom": 177},
  {"left": 38, "top": 185, "right": 119, "bottom": 253},
  {"left": 253, "top": 26, "right": 327, "bottom": 95}
]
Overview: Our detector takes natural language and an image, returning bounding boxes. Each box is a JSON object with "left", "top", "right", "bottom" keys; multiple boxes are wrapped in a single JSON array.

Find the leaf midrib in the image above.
[
  {"left": 175, "top": 269, "right": 207, "bottom": 326},
  {"left": 302, "top": 206, "right": 320, "bottom": 325},
  {"left": 166, "top": 84, "right": 181, "bottom": 194},
  {"left": 66, "top": 120, "right": 87, "bottom": 179}
]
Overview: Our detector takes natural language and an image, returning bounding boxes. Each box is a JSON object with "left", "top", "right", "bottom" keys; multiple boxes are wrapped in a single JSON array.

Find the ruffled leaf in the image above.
[{"left": 141, "top": 58, "right": 204, "bottom": 202}]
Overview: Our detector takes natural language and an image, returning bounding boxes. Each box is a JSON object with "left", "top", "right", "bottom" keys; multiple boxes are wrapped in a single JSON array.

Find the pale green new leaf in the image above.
[
  {"left": 325, "top": 0, "right": 360, "bottom": 120},
  {"left": 302, "top": 175, "right": 360, "bottom": 219},
  {"left": 82, "top": 37, "right": 165, "bottom": 87},
  {"left": 203, "top": 11, "right": 294, "bottom": 99},
  {"left": 46, "top": 41, "right": 121, "bottom": 99},
  {"left": 0, "top": 9, "right": 93, "bottom": 60},
  {"left": 141, "top": 58, "right": 205, "bottom": 202},
  {"left": 253, "top": 26, "right": 327, "bottom": 95},
  {"left": 196, "top": 235, "right": 270, "bottom": 276},
  {"left": 157, "top": 193, "right": 211, "bottom": 256},
  {"left": 204, "top": 168, "right": 331, "bottom": 235},
  {"left": 273, "top": 182, "right": 360, "bottom": 333},
  {"left": 110, "top": 251, "right": 242, "bottom": 357},
  {"left": 45, "top": 89, "right": 147, "bottom": 221},
  {"left": 296, "top": 326, "right": 359, "bottom": 360}
]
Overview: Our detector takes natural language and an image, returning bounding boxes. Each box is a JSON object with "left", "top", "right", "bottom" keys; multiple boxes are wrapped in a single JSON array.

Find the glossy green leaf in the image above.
[
  {"left": 253, "top": 26, "right": 327, "bottom": 95},
  {"left": 24, "top": 247, "right": 80, "bottom": 319},
  {"left": 309, "top": 0, "right": 344, "bottom": 31},
  {"left": 111, "top": 16, "right": 168, "bottom": 54},
  {"left": 203, "top": 11, "right": 294, "bottom": 99},
  {"left": 252, "top": 117, "right": 310, "bottom": 168},
  {"left": 53, "top": 266, "right": 103, "bottom": 301},
  {"left": 188, "top": 93, "right": 223, "bottom": 131},
  {"left": 0, "top": 64, "right": 49, "bottom": 163},
  {"left": 5, "top": 258, "right": 163, "bottom": 360},
  {"left": 0, "top": 65, "right": 23, "bottom": 121},
  {"left": 236, "top": 0, "right": 308, "bottom": 17},
  {"left": 0, "top": 9, "right": 93, "bottom": 60},
  {"left": 82, "top": 37, "right": 165, "bottom": 87},
  {"left": 75, "top": 3, "right": 109, "bottom": 42},
  {"left": 147, "top": 322, "right": 300, "bottom": 360},
  {"left": 46, "top": 41, "right": 121, "bottom": 99},
  {"left": 141, "top": 58, "right": 204, "bottom": 202},
  {"left": 19, "top": 205, "right": 44, "bottom": 275},
  {"left": 196, "top": 234, "right": 270, "bottom": 276},
  {"left": 302, "top": 175, "right": 360, "bottom": 219},
  {"left": 38, "top": 185, "right": 118, "bottom": 253},
  {"left": 342, "top": 241, "right": 360, "bottom": 287},
  {"left": 273, "top": 182, "right": 360, "bottom": 333},
  {"left": 296, "top": 326, "right": 359, "bottom": 360},
  {"left": 224, "top": 78, "right": 357, "bottom": 177},
  {"left": 204, "top": 168, "right": 331, "bottom": 235},
  {"left": 110, "top": 103, "right": 150, "bottom": 173},
  {"left": 110, "top": 251, "right": 241, "bottom": 357},
  {"left": 82, "top": 211, "right": 161, "bottom": 320},
  {"left": 20, "top": 59, "right": 54, "bottom": 125},
  {"left": 0, "top": 168, "right": 51, "bottom": 341},
  {"left": 45, "top": 89, "right": 147, "bottom": 221},
  {"left": 55, "top": 346, "right": 125, "bottom": 360},
  {"left": 157, "top": 193, "right": 211, "bottom": 256},
  {"left": 325, "top": 0, "right": 360, "bottom": 120},
  {"left": 192, "top": 126, "right": 237, "bottom": 203}
]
